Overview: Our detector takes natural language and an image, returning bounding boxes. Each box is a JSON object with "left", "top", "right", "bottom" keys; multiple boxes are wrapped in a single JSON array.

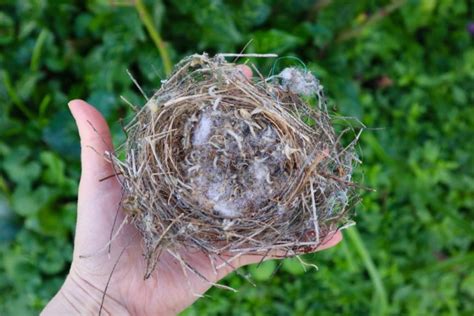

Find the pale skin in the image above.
[{"left": 42, "top": 67, "right": 342, "bottom": 315}]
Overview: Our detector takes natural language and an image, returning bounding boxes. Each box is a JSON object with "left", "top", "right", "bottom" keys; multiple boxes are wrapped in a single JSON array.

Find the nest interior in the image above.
[{"left": 113, "top": 54, "right": 358, "bottom": 276}]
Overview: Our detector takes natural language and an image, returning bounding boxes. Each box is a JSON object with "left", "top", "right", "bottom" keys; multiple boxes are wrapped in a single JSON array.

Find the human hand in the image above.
[{"left": 42, "top": 69, "right": 342, "bottom": 316}]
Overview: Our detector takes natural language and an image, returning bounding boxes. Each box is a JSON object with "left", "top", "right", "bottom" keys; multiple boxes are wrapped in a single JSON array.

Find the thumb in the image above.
[
  {"left": 68, "top": 100, "right": 124, "bottom": 256},
  {"left": 68, "top": 99, "right": 115, "bottom": 182}
]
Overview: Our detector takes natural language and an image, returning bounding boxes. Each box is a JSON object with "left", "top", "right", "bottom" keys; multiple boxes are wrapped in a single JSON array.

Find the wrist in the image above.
[{"left": 42, "top": 269, "right": 129, "bottom": 315}]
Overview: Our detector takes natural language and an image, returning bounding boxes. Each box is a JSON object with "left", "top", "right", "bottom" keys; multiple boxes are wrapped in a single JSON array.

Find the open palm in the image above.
[{"left": 43, "top": 95, "right": 342, "bottom": 315}]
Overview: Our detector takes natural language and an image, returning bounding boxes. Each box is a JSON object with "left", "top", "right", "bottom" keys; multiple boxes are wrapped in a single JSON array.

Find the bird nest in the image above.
[{"left": 112, "top": 54, "right": 358, "bottom": 277}]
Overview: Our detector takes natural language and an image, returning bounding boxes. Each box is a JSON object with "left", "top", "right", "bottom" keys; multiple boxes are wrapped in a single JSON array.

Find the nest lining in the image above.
[{"left": 113, "top": 53, "right": 358, "bottom": 277}]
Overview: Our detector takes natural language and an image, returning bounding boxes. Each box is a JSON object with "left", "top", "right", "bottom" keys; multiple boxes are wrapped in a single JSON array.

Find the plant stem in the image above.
[
  {"left": 346, "top": 227, "right": 388, "bottom": 316},
  {"left": 336, "top": 0, "right": 406, "bottom": 43},
  {"left": 308, "top": 0, "right": 333, "bottom": 19},
  {"left": 134, "top": 0, "right": 172, "bottom": 76}
]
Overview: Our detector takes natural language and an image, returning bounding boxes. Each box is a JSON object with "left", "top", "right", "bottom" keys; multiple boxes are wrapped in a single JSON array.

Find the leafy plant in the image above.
[{"left": 0, "top": 0, "right": 473, "bottom": 314}]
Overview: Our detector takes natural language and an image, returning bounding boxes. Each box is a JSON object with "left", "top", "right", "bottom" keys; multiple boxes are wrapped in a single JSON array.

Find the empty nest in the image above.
[{"left": 112, "top": 53, "right": 359, "bottom": 277}]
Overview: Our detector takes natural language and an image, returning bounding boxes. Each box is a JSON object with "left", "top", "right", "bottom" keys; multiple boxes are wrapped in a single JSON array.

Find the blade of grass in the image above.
[
  {"left": 38, "top": 94, "right": 51, "bottom": 118},
  {"left": 30, "top": 29, "right": 48, "bottom": 72},
  {"left": 346, "top": 227, "right": 388, "bottom": 316},
  {"left": 135, "top": 0, "right": 172, "bottom": 76},
  {"left": 1, "top": 70, "right": 35, "bottom": 120}
]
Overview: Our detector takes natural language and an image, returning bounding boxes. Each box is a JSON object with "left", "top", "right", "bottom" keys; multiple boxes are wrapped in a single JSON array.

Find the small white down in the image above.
[{"left": 193, "top": 113, "right": 213, "bottom": 146}]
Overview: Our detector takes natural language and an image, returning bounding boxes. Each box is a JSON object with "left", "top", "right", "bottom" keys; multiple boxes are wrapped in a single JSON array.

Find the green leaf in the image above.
[
  {"left": 25, "top": 203, "right": 76, "bottom": 237},
  {"left": 0, "top": 195, "right": 19, "bottom": 244},
  {"left": 11, "top": 185, "right": 54, "bottom": 217},
  {"left": 42, "top": 110, "right": 80, "bottom": 158},
  {"left": 251, "top": 29, "right": 303, "bottom": 54},
  {"left": 40, "top": 151, "right": 66, "bottom": 185},
  {"left": 249, "top": 260, "right": 276, "bottom": 281},
  {"left": 2, "top": 147, "right": 41, "bottom": 186},
  {"left": 282, "top": 257, "right": 305, "bottom": 275},
  {"left": 0, "top": 12, "right": 14, "bottom": 45}
]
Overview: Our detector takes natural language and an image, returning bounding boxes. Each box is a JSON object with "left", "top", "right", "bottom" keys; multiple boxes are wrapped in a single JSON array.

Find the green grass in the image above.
[{"left": 1, "top": 0, "right": 473, "bottom": 314}]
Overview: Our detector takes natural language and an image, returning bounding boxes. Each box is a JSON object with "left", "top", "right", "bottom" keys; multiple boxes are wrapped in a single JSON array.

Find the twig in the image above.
[
  {"left": 98, "top": 246, "right": 127, "bottom": 316},
  {"left": 217, "top": 53, "right": 278, "bottom": 58},
  {"left": 126, "top": 69, "right": 149, "bottom": 101}
]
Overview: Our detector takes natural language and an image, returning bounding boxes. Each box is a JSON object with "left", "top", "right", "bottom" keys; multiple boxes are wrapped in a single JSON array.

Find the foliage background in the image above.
[{"left": 1, "top": 0, "right": 473, "bottom": 315}]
